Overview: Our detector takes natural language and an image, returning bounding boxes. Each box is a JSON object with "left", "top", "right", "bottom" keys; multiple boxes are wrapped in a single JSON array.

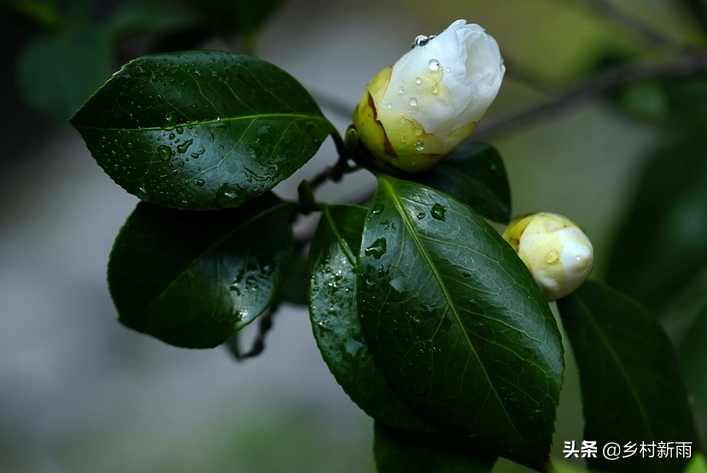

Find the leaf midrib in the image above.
[
  {"left": 570, "top": 293, "right": 658, "bottom": 444},
  {"left": 379, "top": 177, "right": 529, "bottom": 455},
  {"left": 323, "top": 206, "right": 356, "bottom": 266},
  {"left": 72, "top": 113, "right": 330, "bottom": 132},
  {"left": 144, "top": 200, "right": 291, "bottom": 314}
]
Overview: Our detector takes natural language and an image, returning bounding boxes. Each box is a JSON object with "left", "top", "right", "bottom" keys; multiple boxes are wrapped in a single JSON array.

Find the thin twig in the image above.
[
  {"left": 240, "top": 305, "right": 278, "bottom": 359},
  {"left": 473, "top": 51, "right": 707, "bottom": 139},
  {"left": 308, "top": 153, "right": 351, "bottom": 191}
]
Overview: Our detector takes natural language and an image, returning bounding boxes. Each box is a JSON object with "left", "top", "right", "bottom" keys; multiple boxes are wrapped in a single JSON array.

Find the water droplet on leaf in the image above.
[
  {"left": 177, "top": 139, "right": 194, "bottom": 154},
  {"left": 157, "top": 145, "right": 171, "bottom": 161},
  {"left": 431, "top": 203, "right": 446, "bottom": 221},
  {"left": 365, "top": 238, "right": 387, "bottom": 259}
]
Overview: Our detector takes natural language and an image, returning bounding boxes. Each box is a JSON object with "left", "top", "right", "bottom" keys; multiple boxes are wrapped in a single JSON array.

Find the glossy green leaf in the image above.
[
  {"left": 17, "top": 24, "right": 112, "bottom": 122},
  {"left": 276, "top": 247, "right": 308, "bottom": 306},
  {"left": 606, "top": 135, "right": 707, "bottom": 310},
  {"left": 179, "top": 0, "right": 284, "bottom": 37},
  {"left": 557, "top": 280, "right": 700, "bottom": 473},
  {"left": 357, "top": 175, "right": 564, "bottom": 470},
  {"left": 373, "top": 422, "right": 497, "bottom": 473},
  {"left": 401, "top": 143, "right": 511, "bottom": 223},
  {"left": 106, "top": 1, "right": 194, "bottom": 40},
  {"left": 308, "top": 204, "right": 434, "bottom": 432},
  {"left": 109, "top": 192, "right": 293, "bottom": 348},
  {"left": 71, "top": 51, "right": 334, "bottom": 210}
]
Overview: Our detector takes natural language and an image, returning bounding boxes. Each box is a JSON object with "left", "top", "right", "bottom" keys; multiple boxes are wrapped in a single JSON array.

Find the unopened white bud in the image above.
[{"left": 503, "top": 212, "right": 594, "bottom": 301}]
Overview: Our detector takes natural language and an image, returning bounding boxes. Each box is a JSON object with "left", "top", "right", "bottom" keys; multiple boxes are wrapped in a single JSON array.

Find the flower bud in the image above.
[
  {"left": 353, "top": 19, "right": 505, "bottom": 173},
  {"left": 503, "top": 212, "right": 594, "bottom": 301}
]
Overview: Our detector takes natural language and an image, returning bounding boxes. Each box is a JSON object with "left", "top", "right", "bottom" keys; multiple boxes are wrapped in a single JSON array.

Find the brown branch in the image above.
[{"left": 473, "top": 51, "right": 707, "bottom": 140}]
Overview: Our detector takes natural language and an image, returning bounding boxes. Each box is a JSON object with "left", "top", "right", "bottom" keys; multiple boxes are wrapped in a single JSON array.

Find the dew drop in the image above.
[
  {"left": 416, "top": 212, "right": 425, "bottom": 219},
  {"left": 412, "top": 35, "right": 429, "bottom": 48},
  {"left": 196, "top": 179, "right": 205, "bottom": 187},
  {"left": 415, "top": 140, "right": 424, "bottom": 151},
  {"left": 177, "top": 138, "right": 194, "bottom": 154},
  {"left": 545, "top": 249, "right": 560, "bottom": 263},
  {"left": 365, "top": 238, "right": 387, "bottom": 259},
  {"left": 389, "top": 276, "right": 406, "bottom": 294},
  {"left": 398, "top": 86, "right": 405, "bottom": 95},
  {"left": 428, "top": 59, "right": 441, "bottom": 71},
  {"left": 415, "top": 77, "right": 422, "bottom": 85},
  {"left": 162, "top": 112, "right": 178, "bottom": 130},
  {"left": 371, "top": 204, "right": 384, "bottom": 215},
  {"left": 431, "top": 85, "right": 438, "bottom": 94},
  {"left": 431, "top": 203, "right": 446, "bottom": 221},
  {"left": 445, "top": 67, "right": 451, "bottom": 73},
  {"left": 136, "top": 186, "right": 149, "bottom": 201},
  {"left": 409, "top": 98, "right": 418, "bottom": 107},
  {"left": 157, "top": 145, "right": 171, "bottom": 161}
]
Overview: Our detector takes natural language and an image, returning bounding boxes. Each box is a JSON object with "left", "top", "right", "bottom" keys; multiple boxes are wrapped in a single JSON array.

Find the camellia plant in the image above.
[{"left": 67, "top": 14, "right": 704, "bottom": 473}]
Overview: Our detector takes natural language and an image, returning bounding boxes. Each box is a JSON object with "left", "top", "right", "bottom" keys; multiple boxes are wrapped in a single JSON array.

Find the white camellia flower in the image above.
[
  {"left": 503, "top": 212, "right": 594, "bottom": 301},
  {"left": 353, "top": 19, "right": 505, "bottom": 172}
]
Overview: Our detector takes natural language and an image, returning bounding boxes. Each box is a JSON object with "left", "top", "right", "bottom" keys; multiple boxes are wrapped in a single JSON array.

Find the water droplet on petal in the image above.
[
  {"left": 428, "top": 59, "right": 440, "bottom": 71},
  {"left": 415, "top": 77, "right": 422, "bottom": 85},
  {"left": 416, "top": 212, "right": 425, "bottom": 219},
  {"left": 415, "top": 140, "right": 424, "bottom": 151},
  {"left": 445, "top": 67, "right": 451, "bottom": 73},
  {"left": 398, "top": 86, "right": 405, "bottom": 95},
  {"left": 412, "top": 35, "right": 429, "bottom": 48},
  {"left": 196, "top": 179, "right": 205, "bottom": 187},
  {"left": 546, "top": 249, "right": 560, "bottom": 263},
  {"left": 409, "top": 98, "right": 418, "bottom": 107}
]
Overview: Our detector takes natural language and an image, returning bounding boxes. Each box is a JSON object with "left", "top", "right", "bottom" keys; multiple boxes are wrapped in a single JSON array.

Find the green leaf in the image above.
[
  {"left": 179, "top": 0, "right": 284, "bottom": 37},
  {"left": 106, "top": 1, "right": 194, "bottom": 40},
  {"left": 276, "top": 246, "right": 308, "bottom": 306},
  {"left": 683, "top": 453, "right": 707, "bottom": 473},
  {"left": 401, "top": 143, "right": 511, "bottom": 223},
  {"left": 70, "top": 51, "right": 334, "bottom": 210},
  {"left": 550, "top": 461, "right": 588, "bottom": 473},
  {"left": 16, "top": 24, "right": 112, "bottom": 122},
  {"left": 357, "top": 175, "right": 564, "bottom": 470},
  {"left": 605, "top": 134, "right": 707, "bottom": 310},
  {"left": 373, "top": 422, "right": 497, "bottom": 473},
  {"left": 676, "top": 300, "right": 707, "bottom": 403},
  {"left": 108, "top": 192, "right": 293, "bottom": 348},
  {"left": 557, "top": 280, "right": 700, "bottom": 473},
  {"left": 308, "top": 204, "right": 435, "bottom": 432}
]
